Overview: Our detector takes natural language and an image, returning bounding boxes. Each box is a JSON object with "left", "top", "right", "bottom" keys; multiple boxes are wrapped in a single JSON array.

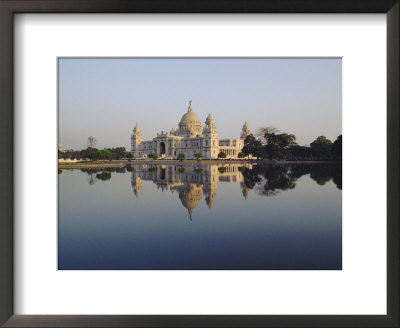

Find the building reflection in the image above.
[
  {"left": 74, "top": 163, "right": 341, "bottom": 219},
  {"left": 130, "top": 164, "right": 253, "bottom": 219}
]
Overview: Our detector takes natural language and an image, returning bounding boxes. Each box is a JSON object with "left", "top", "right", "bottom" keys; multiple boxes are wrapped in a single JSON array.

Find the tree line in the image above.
[
  {"left": 59, "top": 146, "right": 133, "bottom": 161},
  {"left": 59, "top": 136, "right": 133, "bottom": 161},
  {"left": 241, "top": 127, "right": 342, "bottom": 161}
]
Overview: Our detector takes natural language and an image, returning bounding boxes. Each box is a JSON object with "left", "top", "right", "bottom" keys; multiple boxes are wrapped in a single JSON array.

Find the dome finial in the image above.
[{"left": 188, "top": 100, "right": 192, "bottom": 112}]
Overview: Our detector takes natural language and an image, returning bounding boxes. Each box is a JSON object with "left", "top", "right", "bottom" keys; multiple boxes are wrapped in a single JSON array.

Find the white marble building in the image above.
[{"left": 131, "top": 102, "right": 251, "bottom": 159}]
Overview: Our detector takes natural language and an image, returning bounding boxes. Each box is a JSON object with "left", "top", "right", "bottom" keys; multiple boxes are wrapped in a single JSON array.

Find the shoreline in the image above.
[
  {"left": 59, "top": 159, "right": 341, "bottom": 169},
  {"left": 59, "top": 163, "right": 126, "bottom": 169}
]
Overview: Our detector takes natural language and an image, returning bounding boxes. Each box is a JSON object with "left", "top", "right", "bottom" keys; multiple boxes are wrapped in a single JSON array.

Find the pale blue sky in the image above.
[{"left": 59, "top": 58, "right": 341, "bottom": 150}]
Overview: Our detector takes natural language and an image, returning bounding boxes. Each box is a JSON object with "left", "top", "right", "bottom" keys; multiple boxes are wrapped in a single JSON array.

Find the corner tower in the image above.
[
  {"left": 240, "top": 121, "right": 251, "bottom": 139},
  {"left": 203, "top": 113, "right": 219, "bottom": 159},
  {"left": 131, "top": 123, "right": 143, "bottom": 158}
]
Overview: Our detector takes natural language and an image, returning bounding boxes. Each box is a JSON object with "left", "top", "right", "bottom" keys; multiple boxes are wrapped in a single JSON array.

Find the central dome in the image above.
[
  {"left": 177, "top": 101, "right": 203, "bottom": 137},
  {"left": 179, "top": 104, "right": 201, "bottom": 125}
]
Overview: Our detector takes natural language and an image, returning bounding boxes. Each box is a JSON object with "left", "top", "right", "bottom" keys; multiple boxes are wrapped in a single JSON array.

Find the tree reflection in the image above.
[
  {"left": 241, "top": 167, "right": 262, "bottom": 190},
  {"left": 331, "top": 166, "right": 342, "bottom": 190},
  {"left": 80, "top": 168, "right": 119, "bottom": 184},
  {"left": 96, "top": 171, "right": 112, "bottom": 181},
  {"left": 241, "top": 164, "right": 342, "bottom": 197},
  {"left": 310, "top": 165, "right": 334, "bottom": 185},
  {"left": 88, "top": 174, "right": 97, "bottom": 185}
]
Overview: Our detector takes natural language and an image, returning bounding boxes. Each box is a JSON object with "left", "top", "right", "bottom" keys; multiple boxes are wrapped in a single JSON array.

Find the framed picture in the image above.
[{"left": 0, "top": 0, "right": 398, "bottom": 327}]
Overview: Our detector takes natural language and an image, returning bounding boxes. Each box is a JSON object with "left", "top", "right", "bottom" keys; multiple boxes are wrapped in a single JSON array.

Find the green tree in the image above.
[
  {"left": 79, "top": 148, "right": 90, "bottom": 160},
  {"left": 258, "top": 127, "right": 296, "bottom": 160},
  {"left": 218, "top": 152, "right": 227, "bottom": 159},
  {"left": 289, "top": 145, "right": 311, "bottom": 160},
  {"left": 109, "top": 147, "right": 127, "bottom": 159},
  {"left": 237, "top": 152, "right": 245, "bottom": 158},
  {"left": 242, "top": 134, "right": 263, "bottom": 159},
  {"left": 195, "top": 152, "right": 203, "bottom": 161},
  {"left": 68, "top": 150, "right": 80, "bottom": 160},
  {"left": 177, "top": 153, "right": 186, "bottom": 161},
  {"left": 149, "top": 152, "right": 158, "bottom": 160},
  {"left": 87, "top": 147, "right": 99, "bottom": 161},
  {"left": 331, "top": 135, "right": 342, "bottom": 160},
  {"left": 97, "top": 148, "right": 114, "bottom": 160},
  {"left": 126, "top": 153, "right": 133, "bottom": 160},
  {"left": 310, "top": 136, "right": 333, "bottom": 160}
]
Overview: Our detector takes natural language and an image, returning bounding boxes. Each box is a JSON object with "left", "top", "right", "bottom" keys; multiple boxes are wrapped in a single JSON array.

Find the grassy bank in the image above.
[
  {"left": 59, "top": 159, "right": 340, "bottom": 169},
  {"left": 58, "top": 161, "right": 126, "bottom": 169}
]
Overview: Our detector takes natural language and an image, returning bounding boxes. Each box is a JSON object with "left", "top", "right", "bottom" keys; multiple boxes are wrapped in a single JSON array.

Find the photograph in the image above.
[{"left": 58, "top": 58, "right": 342, "bottom": 270}]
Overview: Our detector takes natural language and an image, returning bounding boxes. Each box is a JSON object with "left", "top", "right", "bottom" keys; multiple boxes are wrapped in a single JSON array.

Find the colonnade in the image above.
[{"left": 220, "top": 148, "right": 237, "bottom": 156}]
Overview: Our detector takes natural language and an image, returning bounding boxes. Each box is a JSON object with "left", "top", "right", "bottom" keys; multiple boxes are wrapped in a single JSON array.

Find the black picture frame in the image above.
[{"left": 0, "top": 1, "right": 398, "bottom": 327}]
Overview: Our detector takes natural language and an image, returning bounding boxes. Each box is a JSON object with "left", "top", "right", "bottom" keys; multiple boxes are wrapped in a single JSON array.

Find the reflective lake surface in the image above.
[{"left": 58, "top": 163, "right": 342, "bottom": 270}]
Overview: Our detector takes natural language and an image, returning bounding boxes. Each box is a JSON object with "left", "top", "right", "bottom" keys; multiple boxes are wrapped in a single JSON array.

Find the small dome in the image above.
[{"left": 205, "top": 113, "right": 214, "bottom": 124}]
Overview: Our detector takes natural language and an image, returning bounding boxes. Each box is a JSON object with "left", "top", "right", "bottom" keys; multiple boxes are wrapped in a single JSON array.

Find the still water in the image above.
[{"left": 58, "top": 163, "right": 342, "bottom": 270}]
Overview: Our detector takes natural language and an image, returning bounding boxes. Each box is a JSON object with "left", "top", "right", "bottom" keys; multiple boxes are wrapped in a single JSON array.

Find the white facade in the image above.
[{"left": 131, "top": 103, "right": 251, "bottom": 159}]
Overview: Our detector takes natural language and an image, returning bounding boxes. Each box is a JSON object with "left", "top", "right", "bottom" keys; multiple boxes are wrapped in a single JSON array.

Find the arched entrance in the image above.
[{"left": 159, "top": 142, "right": 166, "bottom": 155}]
